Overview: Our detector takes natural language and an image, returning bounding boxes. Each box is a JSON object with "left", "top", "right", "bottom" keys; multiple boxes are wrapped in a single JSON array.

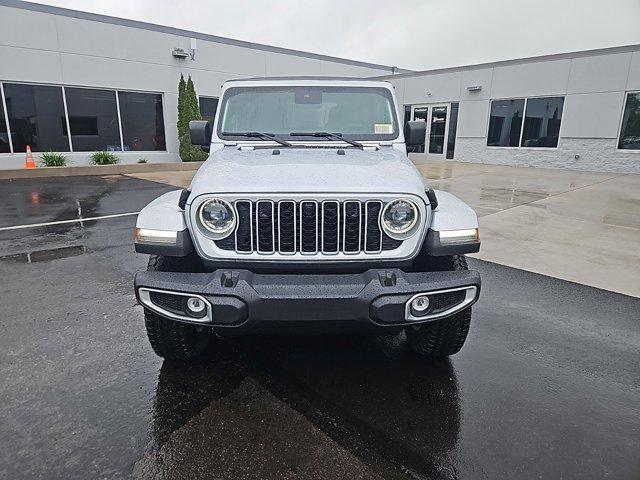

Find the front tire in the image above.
[
  {"left": 405, "top": 255, "right": 472, "bottom": 357},
  {"left": 143, "top": 255, "right": 211, "bottom": 360}
]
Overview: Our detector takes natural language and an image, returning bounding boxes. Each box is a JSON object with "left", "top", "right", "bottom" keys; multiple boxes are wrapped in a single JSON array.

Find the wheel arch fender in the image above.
[
  {"left": 423, "top": 190, "right": 480, "bottom": 256},
  {"left": 135, "top": 190, "right": 194, "bottom": 256}
]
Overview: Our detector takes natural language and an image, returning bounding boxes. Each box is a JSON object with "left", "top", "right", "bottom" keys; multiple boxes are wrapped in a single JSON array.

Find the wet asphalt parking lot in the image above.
[{"left": 0, "top": 175, "right": 639, "bottom": 480}]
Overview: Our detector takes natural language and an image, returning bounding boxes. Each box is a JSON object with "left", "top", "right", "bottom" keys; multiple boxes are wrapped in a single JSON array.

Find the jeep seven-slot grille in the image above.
[{"left": 215, "top": 200, "right": 402, "bottom": 254}]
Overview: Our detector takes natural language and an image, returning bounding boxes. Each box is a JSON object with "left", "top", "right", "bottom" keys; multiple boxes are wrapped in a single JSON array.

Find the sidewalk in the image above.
[
  {"left": 127, "top": 160, "right": 640, "bottom": 297},
  {"left": 416, "top": 161, "right": 640, "bottom": 298}
]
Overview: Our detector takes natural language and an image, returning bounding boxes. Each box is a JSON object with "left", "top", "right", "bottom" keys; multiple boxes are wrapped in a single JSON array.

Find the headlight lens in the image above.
[
  {"left": 198, "top": 199, "right": 236, "bottom": 239},
  {"left": 381, "top": 199, "right": 419, "bottom": 240}
]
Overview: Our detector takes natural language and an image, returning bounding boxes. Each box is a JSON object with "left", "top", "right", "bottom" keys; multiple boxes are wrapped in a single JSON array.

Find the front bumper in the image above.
[{"left": 134, "top": 268, "right": 481, "bottom": 333}]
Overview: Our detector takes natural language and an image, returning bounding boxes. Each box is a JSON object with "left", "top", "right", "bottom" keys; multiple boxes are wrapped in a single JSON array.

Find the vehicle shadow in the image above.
[
  {"left": 233, "top": 332, "right": 462, "bottom": 475},
  {"left": 150, "top": 332, "right": 462, "bottom": 478}
]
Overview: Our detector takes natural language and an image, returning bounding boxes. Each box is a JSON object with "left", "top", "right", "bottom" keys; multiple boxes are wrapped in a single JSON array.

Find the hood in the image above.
[{"left": 188, "top": 146, "right": 427, "bottom": 201}]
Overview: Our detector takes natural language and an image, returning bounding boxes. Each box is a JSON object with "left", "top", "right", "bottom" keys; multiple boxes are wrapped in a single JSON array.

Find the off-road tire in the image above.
[
  {"left": 143, "top": 254, "right": 210, "bottom": 360},
  {"left": 405, "top": 254, "right": 472, "bottom": 357}
]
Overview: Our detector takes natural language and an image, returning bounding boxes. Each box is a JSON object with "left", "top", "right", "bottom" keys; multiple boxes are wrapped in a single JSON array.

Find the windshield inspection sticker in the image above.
[{"left": 374, "top": 123, "right": 393, "bottom": 134}]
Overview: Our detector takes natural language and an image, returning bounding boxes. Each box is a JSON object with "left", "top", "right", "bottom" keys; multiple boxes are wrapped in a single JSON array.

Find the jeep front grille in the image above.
[{"left": 215, "top": 200, "right": 402, "bottom": 255}]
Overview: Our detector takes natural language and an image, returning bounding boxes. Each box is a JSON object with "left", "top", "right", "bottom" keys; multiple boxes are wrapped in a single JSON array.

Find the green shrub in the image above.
[
  {"left": 90, "top": 151, "right": 119, "bottom": 165},
  {"left": 177, "top": 74, "right": 207, "bottom": 162},
  {"left": 137, "top": 158, "right": 147, "bottom": 164},
  {"left": 40, "top": 151, "right": 68, "bottom": 167}
]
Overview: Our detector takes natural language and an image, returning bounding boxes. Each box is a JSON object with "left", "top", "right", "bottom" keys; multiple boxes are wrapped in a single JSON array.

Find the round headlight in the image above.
[
  {"left": 381, "top": 199, "right": 419, "bottom": 240},
  {"left": 198, "top": 199, "right": 236, "bottom": 239}
]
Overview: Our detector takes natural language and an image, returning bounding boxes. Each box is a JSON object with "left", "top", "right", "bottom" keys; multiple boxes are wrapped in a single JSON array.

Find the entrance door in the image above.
[{"left": 410, "top": 104, "right": 450, "bottom": 158}]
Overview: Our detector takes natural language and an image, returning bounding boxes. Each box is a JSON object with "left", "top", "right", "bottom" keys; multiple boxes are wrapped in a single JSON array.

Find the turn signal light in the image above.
[
  {"left": 134, "top": 228, "right": 178, "bottom": 244},
  {"left": 438, "top": 228, "right": 479, "bottom": 245}
]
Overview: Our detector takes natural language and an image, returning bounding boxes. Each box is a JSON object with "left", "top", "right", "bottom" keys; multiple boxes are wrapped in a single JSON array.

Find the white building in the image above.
[
  {"left": 0, "top": 0, "right": 403, "bottom": 169},
  {"left": 379, "top": 45, "right": 640, "bottom": 173},
  {"left": 1, "top": 0, "right": 639, "bottom": 173}
]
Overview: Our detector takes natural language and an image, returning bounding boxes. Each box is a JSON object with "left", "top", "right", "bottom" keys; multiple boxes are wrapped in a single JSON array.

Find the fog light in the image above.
[
  {"left": 410, "top": 295, "right": 430, "bottom": 317},
  {"left": 186, "top": 297, "right": 206, "bottom": 317}
]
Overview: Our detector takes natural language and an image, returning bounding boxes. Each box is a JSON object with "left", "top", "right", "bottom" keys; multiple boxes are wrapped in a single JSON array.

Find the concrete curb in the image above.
[{"left": 0, "top": 162, "right": 204, "bottom": 180}]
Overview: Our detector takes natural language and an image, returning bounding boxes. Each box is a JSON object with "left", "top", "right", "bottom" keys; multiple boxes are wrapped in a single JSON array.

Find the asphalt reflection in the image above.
[{"left": 147, "top": 333, "right": 461, "bottom": 478}]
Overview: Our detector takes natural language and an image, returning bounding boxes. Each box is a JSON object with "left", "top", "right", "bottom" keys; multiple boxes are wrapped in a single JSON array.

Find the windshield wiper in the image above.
[
  {"left": 222, "top": 131, "right": 292, "bottom": 147},
  {"left": 290, "top": 131, "right": 364, "bottom": 149}
]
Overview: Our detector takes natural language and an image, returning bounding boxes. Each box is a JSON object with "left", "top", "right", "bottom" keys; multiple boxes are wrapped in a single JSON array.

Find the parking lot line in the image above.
[{"left": 0, "top": 212, "right": 139, "bottom": 232}]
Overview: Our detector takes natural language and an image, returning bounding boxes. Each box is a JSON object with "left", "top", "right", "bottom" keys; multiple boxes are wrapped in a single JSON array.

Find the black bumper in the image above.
[{"left": 134, "top": 268, "right": 481, "bottom": 333}]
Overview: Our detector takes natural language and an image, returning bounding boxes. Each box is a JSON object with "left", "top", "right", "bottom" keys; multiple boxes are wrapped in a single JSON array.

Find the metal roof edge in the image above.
[
  {"left": 370, "top": 43, "right": 640, "bottom": 80},
  {"left": 1, "top": 0, "right": 413, "bottom": 74},
  {"left": 224, "top": 76, "right": 393, "bottom": 82}
]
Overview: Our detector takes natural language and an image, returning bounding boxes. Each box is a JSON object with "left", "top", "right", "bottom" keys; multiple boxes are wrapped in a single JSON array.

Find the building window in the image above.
[
  {"left": 618, "top": 92, "right": 640, "bottom": 150},
  {"left": 65, "top": 87, "right": 122, "bottom": 152},
  {"left": 118, "top": 91, "right": 166, "bottom": 151},
  {"left": 521, "top": 97, "right": 564, "bottom": 148},
  {"left": 446, "top": 102, "right": 459, "bottom": 159},
  {"left": 199, "top": 97, "right": 219, "bottom": 126},
  {"left": 0, "top": 94, "right": 9, "bottom": 153},
  {"left": 2, "top": 83, "right": 69, "bottom": 152},
  {"left": 488, "top": 97, "right": 564, "bottom": 148},
  {"left": 487, "top": 99, "right": 525, "bottom": 147}
]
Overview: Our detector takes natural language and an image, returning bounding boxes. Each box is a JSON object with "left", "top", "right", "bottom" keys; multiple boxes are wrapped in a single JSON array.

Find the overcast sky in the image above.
[{"left": 39, "top": 0, "right": 640, "bottom": 71}]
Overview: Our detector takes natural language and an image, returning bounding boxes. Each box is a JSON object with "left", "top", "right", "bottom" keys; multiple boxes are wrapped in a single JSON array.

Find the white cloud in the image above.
[{"left": 40, "top": 0, "right": 640, "bottom": 70}]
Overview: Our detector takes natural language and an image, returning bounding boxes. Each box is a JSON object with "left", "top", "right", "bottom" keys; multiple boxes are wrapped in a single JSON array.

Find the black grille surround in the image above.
[{"left": 212, "top": 199, "right": 406, "bottom": 256}]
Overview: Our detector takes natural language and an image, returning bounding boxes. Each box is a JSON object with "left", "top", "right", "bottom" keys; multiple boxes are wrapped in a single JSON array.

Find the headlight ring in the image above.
[
  {"left": 380, "top": 198, "right": 420, "bottom": 240},
  {"left": 198, "top": 198, "right": 236, "bottom": 240}
]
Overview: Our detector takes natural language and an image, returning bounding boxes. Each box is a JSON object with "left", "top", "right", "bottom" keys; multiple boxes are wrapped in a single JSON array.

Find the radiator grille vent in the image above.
[{"left": 213, "top": 200, "right": 403, "bottom": 255}]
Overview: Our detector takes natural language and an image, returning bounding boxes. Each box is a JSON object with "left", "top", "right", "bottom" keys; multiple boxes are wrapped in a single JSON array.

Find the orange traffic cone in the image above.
[{"left": 25, "top": 145, "right": 37, "bottom": 169}]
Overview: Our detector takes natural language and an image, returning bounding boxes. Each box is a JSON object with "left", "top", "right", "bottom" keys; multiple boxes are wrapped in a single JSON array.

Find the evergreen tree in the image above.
[
  {"left": 177, "top": 75, "right": 207, "bottom": 162},
  {"left": 177, "top": 75, "right": 189, "bottom": 161}
]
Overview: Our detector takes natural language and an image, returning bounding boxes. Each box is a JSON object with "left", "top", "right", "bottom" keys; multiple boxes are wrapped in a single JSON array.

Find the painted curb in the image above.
[{"left": 0, "top": 162, "right": 204, "bottom": 180}]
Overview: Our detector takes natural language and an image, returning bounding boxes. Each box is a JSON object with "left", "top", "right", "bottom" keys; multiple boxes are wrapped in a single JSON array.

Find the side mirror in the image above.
[
  {"left": 404, "top": 121, "right": 426, "bottom": 148},
  {"left": 189, "top": 120, "right": 212, "bottom": 149}
]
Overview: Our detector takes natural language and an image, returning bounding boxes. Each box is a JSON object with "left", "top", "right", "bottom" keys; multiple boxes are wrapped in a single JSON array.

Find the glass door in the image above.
[
  {"left": 409, "top": 103, "right": 450, "bottom": 158},
  {"left": 427, "top": 104, "right": 448, "bottom": 158}
]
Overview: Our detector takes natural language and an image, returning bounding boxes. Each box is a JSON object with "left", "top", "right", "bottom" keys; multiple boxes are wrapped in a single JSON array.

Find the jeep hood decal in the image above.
[{"left": 188, "top": 147, "right": 427, "bottom": 199}]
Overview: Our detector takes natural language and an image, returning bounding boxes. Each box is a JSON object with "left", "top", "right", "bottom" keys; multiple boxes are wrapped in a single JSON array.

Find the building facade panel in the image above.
[
  {"left": 490, "top": 59, "right": 571, "bottom": 98},
  {"left": 58, "top": 54, "right": 175, "bottom": 92},
  {"left": 55, "top": 15, "right": 179, "bottom": 66},
  {"left": 0, "top": 5, "right": 58, "bottom": 50},
  {"left": 403, "top": 72, "right": 462, "bottom": 104},
  {"left": 187, "top": 40, "right": 267, "bottom": 77},
  {"left": 561, "top": 92, "right": 626, "bottom": 138},
  {"left": 456, "top": 100, "right": 490, "bottom": 138},
  {"left": 0, "top": 45, "right": 63, "bottom": 84},
  {"left": 626, "top": 51, "right": 640, "bottom": 90},
  {"left": 459, "top": 68, "right": 493, "bottom": 101},
  {"left": 265, "top": 52, "right": 323, "bottom": 76},
  {"left": 566, "top": 52, "right": 632, "bottom": 94}
]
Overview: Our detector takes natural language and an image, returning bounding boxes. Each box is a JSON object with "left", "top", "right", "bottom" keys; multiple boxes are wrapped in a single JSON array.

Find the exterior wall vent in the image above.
[{"left": 172, "top": 48, "right": 190, "bottom": 59}]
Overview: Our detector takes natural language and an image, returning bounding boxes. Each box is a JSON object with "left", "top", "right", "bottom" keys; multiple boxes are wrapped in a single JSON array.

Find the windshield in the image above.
[{"left": 217, "top": 86, "right": 398, "bottom": 142}]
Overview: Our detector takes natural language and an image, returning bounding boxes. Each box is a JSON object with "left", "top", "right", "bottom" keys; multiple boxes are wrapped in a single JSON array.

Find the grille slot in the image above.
[
  {"left": 213, "top": 199, "right": 404, "bottom": 256},
  {"left": 321, "top": 201, "right": 339, "bottom": 254},
  {"left": 300, "top": 201, "right": 318, "bottom": 254},
  {"left": 364, "top": 201, "right": 383, "bottom": 253},
  {"left": 278, "top": 201, "right": 296, "bottom": 254},
  {"left": 235, "top": 201, "right": 252, "bottom": 252},
  {"left": 343, "top": 201, "right": 361, "bottom": 253},
  {"left": 256, "top": 200, "right": 275, "bottom": 253}
]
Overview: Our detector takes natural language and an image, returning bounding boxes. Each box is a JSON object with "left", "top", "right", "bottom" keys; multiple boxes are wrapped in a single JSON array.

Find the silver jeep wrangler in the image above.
[{"left": 134, "top": 77, "right": 481, "bottom": 359}]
